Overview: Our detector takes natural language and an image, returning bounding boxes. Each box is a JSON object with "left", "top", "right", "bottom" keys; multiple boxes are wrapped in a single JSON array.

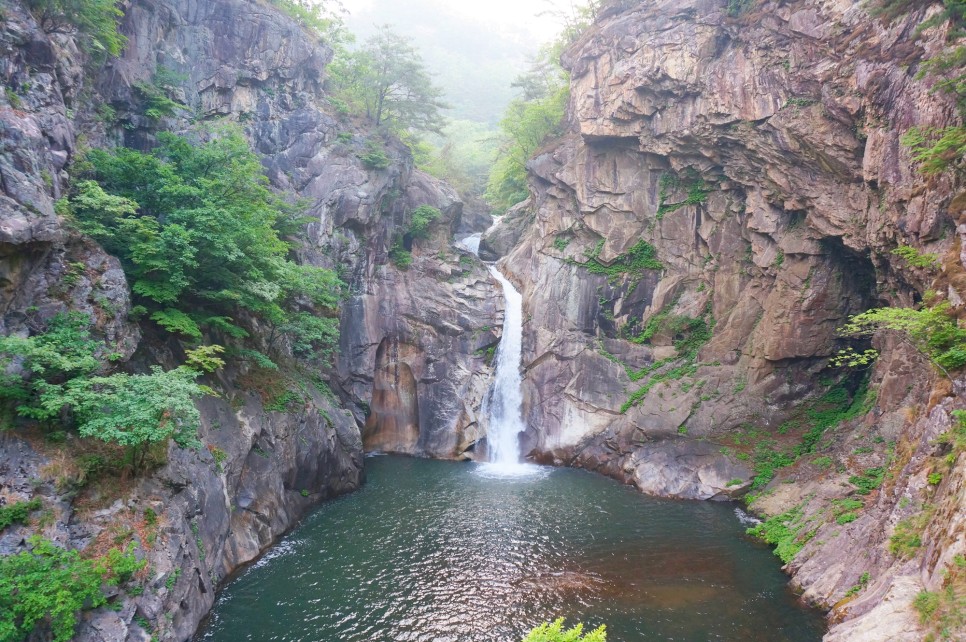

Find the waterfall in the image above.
[
  {"left": 458, "top": 235, "right": 531, "bottom": 471},
  {"left": 484, "top": 266, "right": 526, "bottom": 465}
]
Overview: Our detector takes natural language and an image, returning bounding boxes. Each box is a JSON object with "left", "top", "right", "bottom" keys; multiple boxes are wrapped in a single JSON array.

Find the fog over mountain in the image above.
[{"left": 341, "top": 0, "right": 572, "bottom": 124}]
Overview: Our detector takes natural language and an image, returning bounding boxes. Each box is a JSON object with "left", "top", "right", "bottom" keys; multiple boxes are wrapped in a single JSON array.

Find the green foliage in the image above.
[
  {"left": 34, "top": 365, "right": 205, "bottom": 465},
  {"left": 133, "top": 66, "right": 186, "bottom": 120},
  {"left": 575, "top": 239, "right": 663, "bottom": 285},
  {"left": 910, "top": 553, "right": 966, "bottom": 640},
  {"left": 915, "top": 591, "right": 942, "bottom": 622},
  {"left": 727, "top": 0, "right": 756, "bottom": 17},
  {"left": 413, "top": 120, "right": 499, "bottom": 199},
  {"left": 656, "top": 171, "right": 712, "bottom": 220},
  {"left": 0, "top": 313, "right": 211, "bottom": 468},
  {"left": 389, "top": 240, "right": 413, "bottom": 270},
  {"left": 747, "top": 504, "right": 808, "bottom": 564},
  {"left": 521, "top": 618, "right": 606, "bottom": 642},
  {"left": 486, "top": 50, "right": 568, "bottom": 212},
  {"left": 838, "top": 303, "right": 966, "bottom": 375},
  {"left": 359, "top": 141, "right": 391, "bottom": 169},
  {"left": 330, "top": 25, "right": 447, "bottom": 133},
  {"left": 892, "top": 245, "right": 941, "bottom": 270},
  {"left": 407, "top": 205, "right": 441, "bottom": 239},
  {"left": 836, "top": 512, "right": 859, "bottom": 525},
  {"left": 901, "top": 126, "right": 966, "bottom": 176},
  {"left": 751, "top": 442, "right": 796, "bottom": 490},
  {"left": 845, "top": 572, "right": 871, "bottom": 597},
  {"left": 69, "top": 125, "right": 343, "bottom": 359},
  {"left": 849, "top": 466, "right": 886, "bottom": 495},
  {"left": 553, "top": 236, "right": 571, "bottom": 252},
  {"left": 0, "top": 499, "right": 42, "bottom": 531},
  {"left": 745, "top": 381, "right": 871, "bottom": 490},
  {"left": 26, "top": 0, "right": 126, "bottom": 61},
  {"left": 269, "top": 0, "right": 347, "bottom": 43},
  {"left": 0, "top": 536, "right": 143, "bottom": 642},
  {"left": 917, "top": 0, "right": 966, "bottom": 40},
  {"left": 890, "top": 510, "right": 931, "bottom": 558},
  {"left": 917, "top": 46, "right": 966, "bottom": 116}
]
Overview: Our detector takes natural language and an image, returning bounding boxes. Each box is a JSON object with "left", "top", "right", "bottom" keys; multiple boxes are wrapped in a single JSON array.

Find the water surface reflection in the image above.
[{"left": 198, "top": 457, "right": 825, "bottom": 642}]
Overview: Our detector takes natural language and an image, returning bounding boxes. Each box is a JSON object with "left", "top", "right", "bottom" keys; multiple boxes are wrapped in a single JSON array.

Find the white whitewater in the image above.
[
  {"left": 484, "top": 266, "right": 527, "bottom": 466},
  {"left": 458, "top": 235, "right": 542, "bottom": 478}
]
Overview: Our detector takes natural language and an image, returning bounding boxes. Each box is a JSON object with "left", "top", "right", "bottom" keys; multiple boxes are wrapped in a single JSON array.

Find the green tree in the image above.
[
  {"left": 836, "top": 303, "right": 966, "bottom": 379},
  {"left": 522, "top": 619, "right": 606, "bottom": 642},
  {"left": 331, "top": 25, "right": 447, "bottom": 133},
  {"left": 69, "top": 124, "right": 343, "bottom": 358},
  {"left": 25, "top": 0, "right": 126, "bottom": 60},
  {"left": 0, "top": 315, "right": 215, "bottom": 470},
  {"left": 486, "top": 51, "right": 569, "bottom": 211},
  {"left": 0, "top": 536, "right": 142, "bottom": 642}
]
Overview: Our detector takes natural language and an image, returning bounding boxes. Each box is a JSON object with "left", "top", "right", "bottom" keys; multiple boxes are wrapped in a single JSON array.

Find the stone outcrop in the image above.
[
  {"left": 493, "top": 0, "right": 965, "bottom": 639},
  {"left": 0, "top": 0, "right": 498, "bottom": 640}
]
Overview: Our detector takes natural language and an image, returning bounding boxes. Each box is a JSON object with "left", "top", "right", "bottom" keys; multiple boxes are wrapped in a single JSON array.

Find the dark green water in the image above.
[{"left": 198, "top": 456, "right": 825, "bottom": 642}]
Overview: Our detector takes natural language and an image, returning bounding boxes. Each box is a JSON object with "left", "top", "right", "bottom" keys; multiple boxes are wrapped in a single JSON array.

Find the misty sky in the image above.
[
  {"left": 338, "top": 0, "right": 583, "bottom": 124},
  {"left": 341, "top": 0, "right": 577, "bottom": 43}
]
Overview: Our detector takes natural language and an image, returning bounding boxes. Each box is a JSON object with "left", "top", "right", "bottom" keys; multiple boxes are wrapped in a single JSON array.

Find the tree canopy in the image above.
[
  {"left": 69, "top": 124, "right": 342, "bottom": 358},
  {"left": 331, "top": 25, "right": 448, "bottom": 133},
  {"left": 485, "top": 49, "right": 569, "bottom": 211}
]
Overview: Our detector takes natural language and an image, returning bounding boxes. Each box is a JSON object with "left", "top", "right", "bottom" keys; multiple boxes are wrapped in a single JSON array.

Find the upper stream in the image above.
[{"left": 198, "top": 456, "right": 825, "bottom": 642}]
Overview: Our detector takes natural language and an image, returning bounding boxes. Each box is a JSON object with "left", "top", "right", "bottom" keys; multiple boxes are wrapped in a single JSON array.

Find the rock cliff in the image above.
[
  {"left": 482, "top": 0, "right": 964, "bottom": 638},
  {"left": 0, "top": 0, "right": 498, "bottom": 639}
]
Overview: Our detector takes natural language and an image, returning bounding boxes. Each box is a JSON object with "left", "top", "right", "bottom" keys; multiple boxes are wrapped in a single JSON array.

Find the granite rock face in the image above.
[
  {"left": 0, "top": 0, "right": 499, "bottom": 640},
  {"left": 495, "top": 0, "right": 965, "bottom": 639}
]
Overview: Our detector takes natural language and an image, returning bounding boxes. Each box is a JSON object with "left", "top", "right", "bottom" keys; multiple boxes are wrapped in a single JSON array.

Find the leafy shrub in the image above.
[
  {"left": 747, "top": 504, "right": 809, "bottom": 564},
  {"left": 890, "top": 511, "right": 930, "bottom": 558},
  {"left": 389, "top": 240, "right": 413, "bottom": 270},
  {"left": 838, "top": 303, "right": 966, "bottom": 376},
  {"left": 26, "top": 0, "right": 126, "bottom": 61},
  {"left": 901, "top": 126, "right": 965, "bottom": 175},
  {"left": 849, "top": 467, "right": 886, "bottom": 495},
  {"left": 836, "top": 512, "right": 859, "bottom": 525},
  {"left": 360, "top": 141, "right": 391, "bottom": 169},
  {"left": 845, "top": 572, "right": 871, "bottom": 598},
  {"left": 576, "top": 239, "right": 663, "bottom": 284},
  {"left": 521, "top": 619, "right": 606, "bottom": 642},
  {"left": 133, "top": 66, "right": 186, "bottom": 120},
  {"left": 0, "top": 536, "right": 143, "bottom": 642},
  {"left": 486, "top": 52, "right": 568, "bottom": 212},
  {"left": 407, "top": 205, "right": 441, "bottom": 239},
  {"left": 656, "top": 170, "right": 712, "bottom": 219},
  {"left": 892, "top": 245, "right": 941, "bottom": 270},
  {"left": 0, "top": 314, "right": 210, "bottom": 470},
  {"left": 70, "top": 125, "right": 342, "bottom": 359},
  {"left": 0, "top": 499, "right": 42, "bottom": 531}
]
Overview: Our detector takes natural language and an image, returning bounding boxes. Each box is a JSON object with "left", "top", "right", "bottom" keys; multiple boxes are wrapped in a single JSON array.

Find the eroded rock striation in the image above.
[
  {"left": 491, "top": 0, "right": 965, "bottom": 639},
  {"left": 0, "top": 0, "right": 498, "bottom": 639}
]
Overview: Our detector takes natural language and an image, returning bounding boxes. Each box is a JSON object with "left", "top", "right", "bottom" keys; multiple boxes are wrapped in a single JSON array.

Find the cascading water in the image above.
[
  {"left": 459, "top": 235, "right": 532, "bottom": 472},
  {"left": 484, "top": 266, "right": 526, "bottom": 465}
]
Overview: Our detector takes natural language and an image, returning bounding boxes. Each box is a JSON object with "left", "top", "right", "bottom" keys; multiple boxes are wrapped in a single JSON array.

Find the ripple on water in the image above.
[{"left": 197, "top": 456, "right": 825, "bottom": 642}]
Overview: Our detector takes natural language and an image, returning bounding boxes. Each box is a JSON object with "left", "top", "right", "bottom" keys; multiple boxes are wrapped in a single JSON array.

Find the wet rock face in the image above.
[
  {"left": 339, "top": 172, "right": 504, "bottom": 459},
  {"left": 499, "top": 0, "right": 964, "bottom": 637},
  {"left": 0, "top": 0, "right": 499, "bottom": 640},
  {"left": 503, "top": 0, "right": 959, "bottom": 478}
]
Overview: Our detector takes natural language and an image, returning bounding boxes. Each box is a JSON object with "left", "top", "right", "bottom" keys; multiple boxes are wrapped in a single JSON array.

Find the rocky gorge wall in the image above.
[
  {"left": 480, "top": 0, "right": 965, "bottom": 639},
  {"left": 0, "top": 0, "right": 499, "bottom": 639}
]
